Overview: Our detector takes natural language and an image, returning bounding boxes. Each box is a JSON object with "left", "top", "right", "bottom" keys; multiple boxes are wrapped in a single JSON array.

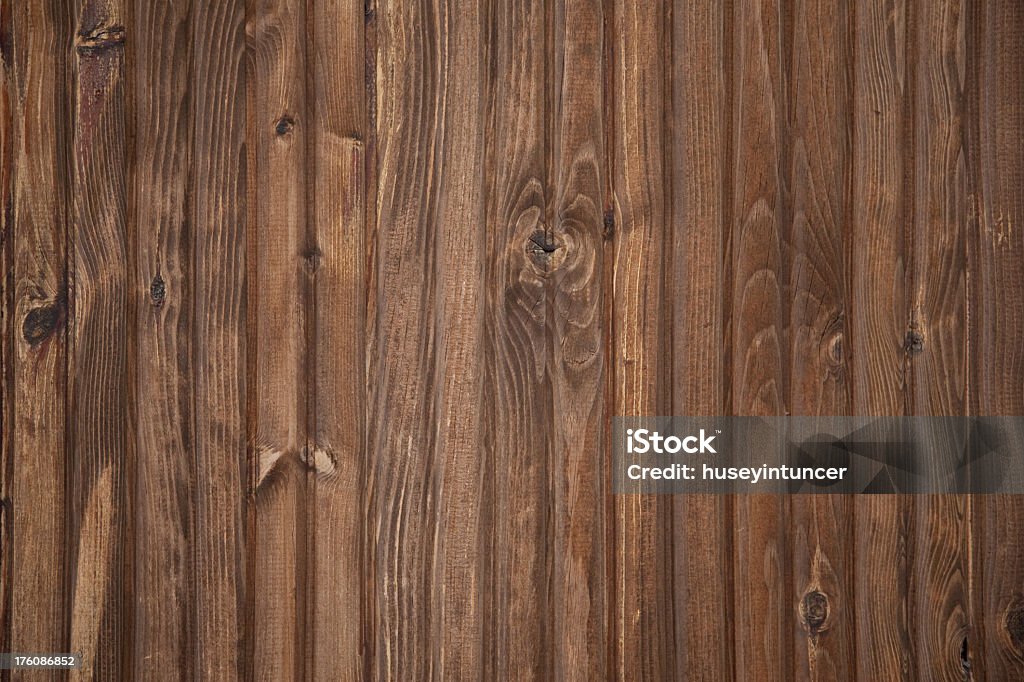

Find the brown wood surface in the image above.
[{"left": 0, "top": 0, "right": 1023, "bottom": 679}]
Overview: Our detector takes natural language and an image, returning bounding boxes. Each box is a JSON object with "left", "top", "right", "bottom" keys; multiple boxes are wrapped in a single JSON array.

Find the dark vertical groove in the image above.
[
  {"left": 479, "top": 1, "right": 492, "bottom": 674},
  {"left": 60, "top": 0, "right": 77, "bottom": 660},
  {"left": 721, "top": 0, "right": 734, "bottom": 420},
  {"left": 721, "top": 0, "right": 736, "bottom": 672},
  {"left": 903, "top": 0, "right": 918, "bottom": 417},
  {"left": 186, "top": 0, "right": 203, "bottom": 675},
  {"left": 722, "top": 0, "right": 737, "bottom": 676},
  {"left": 0, "top": 0, "right": 13, "bottom": 672},
  {"left": 777, "top": 3, "right": 795, "bottom": 677},
  {"left": 188, "top": 1, "right": 199, "bottom": 676},
  {"left": 480, "top": 1, "right": 496, "bottom": 676},
  {"left": 302, "top": 0, "right": 316, "bottom": 678},
  {"left": 902, "top": 0, "right": 919, "bottom": 671},
  {"left": 61, "top": 0, "right": 76, "bottom": 659},
  {"left": 122, "top": 0, "right": 137, "bottom": 676},
  {"left": 241, "top": 0, "right": 258, "bottom": 675},
  {"left": 962, "top": 0, "right": 986, "bottom": 676},
  {"left": 361, "top": 0, "right": 377, "bottom": 676},
  {"left": 599, "top": 0, "right": 616, "bottom": 674},
  {"left": 542, "top": 0, "right": 555, "bottom": 668},
  {"left": 845, "top": 0, "right": 859, "bottom": 667},
  {"left": 661, "top": 0, "right": 678, "bottom": 672}
]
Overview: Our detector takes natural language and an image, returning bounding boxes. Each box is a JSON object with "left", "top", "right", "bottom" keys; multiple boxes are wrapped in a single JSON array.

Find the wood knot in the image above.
[
  {"left": 0, "top": 19, "right": 12, "bottom": 68},
  {"left": 304, "top": 246, "right": 322, "bottom": 273},
  {"left": 905, "top": 330, "right": 924, "bottom": 355},
  {"left": 309, "top": 447, "right": 337, "bottom": 477},
  {"left": 825, "top": 332, "right": 844, "bottom": 367},
  {"left": 275, "top": 115, "right": 296, "bottom": 136},
  {"left": 22, "top": 301, "right": 64, "bottom": 346},
  {"left": 800, "top": 590, "right": 830, "bottom": 634},
  {"left": 76, "top": 25, "right": 126, "bottom": 55},
  {"left": 960, "top": 636, "right": 971, "bottom": 676},
  {"left": 603, "top": 209, "right": 615, "bottom": 240},
  {"left": 150, "top": 274, "right": 166, "bottom": 307},
  {"left": 1006, "top": 602, "right": 1024, "bottom": 653},
  {"left": 526, "top": 230, "right": 562, "bottom": 269}
]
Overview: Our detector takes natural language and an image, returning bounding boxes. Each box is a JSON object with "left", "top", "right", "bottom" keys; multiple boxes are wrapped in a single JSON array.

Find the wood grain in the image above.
[
  {"left": 372, "top": 0, "right": 488, "bottom": 677},
  {"left": 69, "top": 0, "right": 132, "bottom": 676},
  {"left": 670, "top": 0, "right": 734, "bottom": 678},
  {"left": 786, "top": 0, "right": 855, "bottom": 679},
  {"left": 551, "top": 0, "right": 607, "bottom": 677},
  {"left": 910, "top": 1, "right": 971, "bottom": 680},
  {"left": 612, "top": 0, "right": 675, "bottom": 678},
  {"left": 484, "top": 0, "right": 551, "bottom": 676},
  {"left": 306, "top": 0, "right": 366, "bottom": 678},
  {"left": 730, "top": 0, "right": 790, "bottom": 679},
  {"left": 192, "top": 0, "right": 249, "bottom": 677},
  {"left": 247, "top": 0, "right": 309, "bottom": 678},
  {"left": 0, "top": 1, "right": 1021, "bottom": 679},
  {"left": 133, "top": 0, "right": 195, "bottom": 673},
  {"left": 6, "top": 2, "right": 73, "bottom": 677},
  {"left": 0, "top": 0, "right": 10, "bottom": 658},
  {"left": 851, "top": 1, "right": 915, "bottom": 680},
  {"left": 967, "top": 0, "right": 1024, "bottom": 679}
]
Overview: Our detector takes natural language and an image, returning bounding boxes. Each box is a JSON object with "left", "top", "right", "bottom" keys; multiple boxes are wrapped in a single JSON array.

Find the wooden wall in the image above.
[{"left": 1, "top": 0, "right": 1023, "bottom": 679}]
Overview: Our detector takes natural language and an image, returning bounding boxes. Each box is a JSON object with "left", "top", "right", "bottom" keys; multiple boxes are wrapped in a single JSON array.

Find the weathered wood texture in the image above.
[{"left": 0, "top": 0, "right": 1022, "bottom": 679}]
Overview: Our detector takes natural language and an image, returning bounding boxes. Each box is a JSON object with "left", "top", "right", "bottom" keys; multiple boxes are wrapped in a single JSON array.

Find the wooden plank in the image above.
[
  {"left": 550, "top": 0, "right": 607, "bottom": 678},
  {"left": 372, "top": 0, "right": 488, "bottom": 677},
  {"left": 5, "top": 3, "right": 73, "bottom": 673},
  {"left": 669, "top": 0, "right": 734, "bottom": 677},
  {"left": 907, "top": 1, "right": 971, "bottom": 679},
  {"left": 191, "top": 0, "right": 249, "bottom": 677},
  {"left": 0, "top": 0, "right": 13, "bottom": 661},
  {"left": 68, "top": 0, "right": 132, "bottom": 677},
  {"left": 482, "top": 0, "right": 551, "bottom": 677},
  {"left": 427, "top": 4, "right": 488, "bottom": 676},
  {"left": 132, "top": 0, "right": 195, "bottom": 674},
  {"left": 785, "top": 0, "right": 855, "bottom": 678},
  {"left": 306, "top": 0, "right": 366, "bottom": 679},
  {"left": 851, "top": 0, "right": 914, "bottom": 679},
  {"left": 428, "top": 3, "right": 488, "bottom": 679},
  {"left": 246, "top": 0, "right": 309, "bottom": 678},
  {"left": 729, "top": 0, "right": 790, "bottom": 678},
  {"left": 611, "top": 0, "right": 675, "bottom": 677},
  {"left": 966, "top": 0, "right": 1024, "bottom": 678}
]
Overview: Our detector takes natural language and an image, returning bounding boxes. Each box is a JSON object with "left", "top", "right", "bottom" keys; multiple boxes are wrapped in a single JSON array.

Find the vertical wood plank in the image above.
[
  {"left": 373, "top": 0, "right": 488, "bottom": 677},
  {"left": 786, "top": 0, "right": 855, "bottom": 678},
  {"left": 0, "top": 0, "right": 10, "bottom": 657},
  {"left": 550, "top": 0, "right": 607, "bottom": 677},
  {"left": 909, "top": 1, "right": 971, "bottom": 680},
  {"left": 69, "top": 0, "right": 132, "bottom": 676},
  {"left": 246, "top": 0, "right": 309, "bottom": 677},
  {"left": 371, "top": 0, "right": 439, "bottom": 674},
  {"left": 730, "top": 0, "right": 790, "bottom": 678},
  {"left": 191, "top": 0, "right": 249, "bottom": 677},
  {"left": 483, "top": 0, "right": 551, "bottom": 677},
  {"left": 669, "top": 0, "right": 735, "bottom": 677},
  {"left": 611, "top": 0, "right": 675, "bottom": 677},
  {"left": 5, "top": 3, "right": 72, "bottom": 674},
  {"left": 851, "top": 0, "right": 914, "bottom": 678},
  {"left": 306, "top": 0, "right": 366, "bottom": 678},
  {"left": 431, "top": 3, "right": 489, "bottom": 678},
  {"left": 132, "top": 0, "right": 195, "bottom": 674},
  {"left": 428, "top": 4, "right": 488, "bottom": 676},
  {"left": 966, "top": 0, "right": 1024, "bottom": 678}
]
